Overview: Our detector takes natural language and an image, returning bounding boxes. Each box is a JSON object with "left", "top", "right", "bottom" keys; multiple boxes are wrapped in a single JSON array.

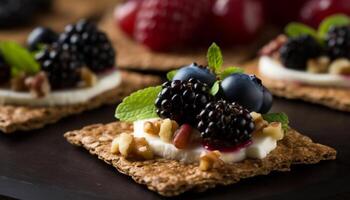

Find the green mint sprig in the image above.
[
  {"left": 262, "top": 112, "right": 289, "bottom": 131},
  {"left": 285, "top": 14, "right": 350, "bottom": 44},
  {"left": 115, "top": 86, "right": 161, "bottom": 122},
  {"left": 0, "top": 41, "right": 40, "bottom": 77}
]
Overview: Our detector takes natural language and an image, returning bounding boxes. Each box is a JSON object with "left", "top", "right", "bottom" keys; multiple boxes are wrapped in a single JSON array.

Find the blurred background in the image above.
[{"left": 0, "top": 0, "right": 350, "bottom": 67}]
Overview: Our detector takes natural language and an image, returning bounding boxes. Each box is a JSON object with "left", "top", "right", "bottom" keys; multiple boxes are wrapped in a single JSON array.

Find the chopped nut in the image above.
[
  {"left": 111, "top": 137, "right": 120, "bottom": 154},
  {"left": 307, "top": 56, "right": 330, "bottom": 74},
  {"left": 159, "top": 118, "right": 174, "bottom": 143},
  {"left": 171, "top": 120, "right": 179, "bottom": 133},
  {"left": 11, "top": 73, "right": 27, "bottom": 91},
  {"left": 81, "top": 67, "right": 97, "bottom": 87},
  {"left": 199, "top": 151, "right": 222, "bottom": 171},
  {"left": 259, "top": 34, "right": 288, "bottom": 56},
  {"left": 134, "top": 137, "right": 154, "bottom": 160},
  {"left": 262, "top": 122, "right": 284, "bottom": 140},
  {"left": 143, "top": 121, "right": 160, "bottom": 135},
  {"left": 250, "top": 112, "right": 268, "bottom": 133},
  {"left": 173, "top": 124, "right": 192, "bottom": 149},
  {"left": 25, "top": 72, "right": 51, "bottom": 98},
  {"left": 117, "top": 133, "right": 134, "bottom": 157},
  {"left": 329, "top": 58, "right": 350, "bottom": 75}
]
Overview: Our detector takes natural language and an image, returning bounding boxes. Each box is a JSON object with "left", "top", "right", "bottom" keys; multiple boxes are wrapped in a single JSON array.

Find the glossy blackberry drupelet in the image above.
[
  {"left": 0, "top": 0, "right": 36, "bottom": 27},
  {"left": 58, "top": 19, "right": 116, "bottom": 72},
  {"left": 172, "top": 63, "right": 216, "bottom": 86},
  {"left": 35, "top": 44, "right": 83, "bottom": 89},
  {"left": 155, "top": 79, "right": 213, "bottom": 125},
  {"left": 326, "top": 25, "right": 350, "bottom": 59},
  {"left": 280, "top": 35, "right": 321, "bottom": 70},
  {"left": 197, "top": 100, "right": 255, "bottom": 149},
  {"left": 0, "top": 54, "right": 10, "bottom": 84}
]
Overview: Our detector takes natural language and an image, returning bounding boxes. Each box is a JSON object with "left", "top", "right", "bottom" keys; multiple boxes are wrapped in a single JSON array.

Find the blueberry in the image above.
[
  {"left": 27, "top": 27, "right": 58, "bottom": 51},
  {"left": 259, "top": 87, "right": 273, "bottom": 114},
  {"left": 172, "top": 63, "right": 216, "bottom": 86},
  {"left": 221, "top": 74, "right": 264, "bottom": 112}
]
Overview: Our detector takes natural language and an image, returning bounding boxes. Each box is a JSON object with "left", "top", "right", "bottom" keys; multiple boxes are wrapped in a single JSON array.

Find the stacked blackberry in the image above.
[
  {"left": 33, "top": 19, "right": 116, "bottom": 89},
  {"left": 326, "top": 26, "right": 350, "bottom": 59},
  {"left": 155, "top": 79, "right": 213, "bottom": 125},
  {"left": 197, "top": 100, "right": 255, "bottom": 149},
  {"left": 155, "top": 77, "right": 255, "bottom": 149}
]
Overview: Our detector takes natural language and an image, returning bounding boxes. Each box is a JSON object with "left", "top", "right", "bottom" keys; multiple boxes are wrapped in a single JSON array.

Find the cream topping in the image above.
[
  {"left": 133, "top": 119, "right": 277, "bottom": 164},
  {"left": 259, "top": 56, "right": 350, "bottom": 87},
  {"left": 0, "top": 70, "right": 121, "bottom": 106}
]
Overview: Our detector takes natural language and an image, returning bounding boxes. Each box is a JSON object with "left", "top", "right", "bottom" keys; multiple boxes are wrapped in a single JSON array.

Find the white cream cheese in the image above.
[
  {"left": 259, "top": 56, "right": 350, "bottom": 88},
  {"left": 0, "top": 70, "right": 121, "bottom": 106},
  {"left": 133, "top": 119, "right": 277, "bottom": 164}
]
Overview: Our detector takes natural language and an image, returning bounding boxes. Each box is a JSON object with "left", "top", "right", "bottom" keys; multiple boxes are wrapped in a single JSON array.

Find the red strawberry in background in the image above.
[
  {"left": 212, "top": 0, "right": 265, "bottom": 45},
  {"left": 299, "top": 0, "right": 350, "bottom": 28},
  {"left": 263, "top": 0, "right": 305, "bottom": 27},
  {"left": 114, "top": 0, "right": 142, "bottom": 37},
  {"left": 134, "top": 0, "right": 211, "bottom": 51}
]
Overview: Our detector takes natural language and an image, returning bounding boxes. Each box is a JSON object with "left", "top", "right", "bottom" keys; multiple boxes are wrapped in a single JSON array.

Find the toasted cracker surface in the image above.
[
  {"left": 64, "top": 122, "right": 336, "bottom": 196},
  {"left": 245, "top": 60, "right": 350, "bottom": 112},
  {"left": 0, "top": 71, "right": 160, "bottom": 133}
]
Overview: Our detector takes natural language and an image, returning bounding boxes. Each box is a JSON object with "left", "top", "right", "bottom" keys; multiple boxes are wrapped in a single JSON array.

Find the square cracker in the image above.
[
  {"left": 64, "top": 122, "right": 336, "bottom": 197},
  {"left": 245, "top": 60, "right": 350, "bottom": 112},
  {"left": 0, "top": 71, "right": 161, "bottom": 133}
]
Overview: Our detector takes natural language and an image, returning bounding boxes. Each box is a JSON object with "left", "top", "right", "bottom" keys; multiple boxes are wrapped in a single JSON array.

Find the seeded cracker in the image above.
[
  {"left": 245, "top": 60, "right": 350, "bottom": 112},
  {"left": 64, "top": 122, "right": 336, "bottom": 196},
  {"left": 0, "top": 71, "right": 161, "bottom": 133}
]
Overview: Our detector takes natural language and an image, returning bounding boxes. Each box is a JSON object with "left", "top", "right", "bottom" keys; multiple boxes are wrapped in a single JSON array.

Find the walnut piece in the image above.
[{"left": 25, "top": 72, "right": 51, "bottom": 98}]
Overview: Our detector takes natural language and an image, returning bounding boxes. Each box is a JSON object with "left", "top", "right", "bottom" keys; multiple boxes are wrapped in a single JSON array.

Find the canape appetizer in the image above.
[
  {"left": 65, "top": 44, "right": 336, "bottom": 196},
  {"left": 256, "top": 14, "right": 350, "bottom": 111},
  {"left": 0, "top": 19, "right": 159, "bottom": 133}
]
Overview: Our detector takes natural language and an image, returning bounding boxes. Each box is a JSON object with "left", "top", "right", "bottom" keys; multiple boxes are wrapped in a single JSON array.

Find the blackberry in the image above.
[
  {"left": 36, "top": 44, "right": 83, "bottom": 89},
  {"left": 326, "top": 26, "right": 350, "bottom": 59},
  {"left": 0, "top": 54, "right": 10, "bottom": 84},
  {"left": 58, "top": 19, "right": 116, "bottom": 72},
  {"left": 155, "top": 79, "right": 213, "bottom": 125},
  {"left": 197, "top": 100, "right": 255, "bottom": 149},
  {"left": 280, "top": 35, "right": 321, "bottom": 70}
]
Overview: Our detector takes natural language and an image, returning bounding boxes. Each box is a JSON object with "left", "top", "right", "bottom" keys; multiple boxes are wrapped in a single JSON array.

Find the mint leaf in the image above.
[
  {"left": 115, "top": 86, "right": 161, "bottom": 122},
  {"left": 0, "top": 41, "right": 40, "bottom": 77},
  {"left": 220, "top": 66, "right": 244, "bottom": 79},
  {"left": 318, "top": 14, "right": 350, "bottom": 39},
  {"left": 285, "top": 22, "right": 318, "bottom": 40},
  {"left": 210, "top": 80, "right": 220, "bottom": 96},
  {"left": 166, "top": 69, "right": 178, "bottom": 81},
  {"left": 207, "top": 43, "right": 223, "bottom": 73},
  {"left": 262, "top": 112, "right": 289, "bottom": 131}
]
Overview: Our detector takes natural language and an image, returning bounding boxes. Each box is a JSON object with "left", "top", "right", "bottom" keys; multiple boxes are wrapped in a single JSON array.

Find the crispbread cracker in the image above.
[
  {"left": 99, "top": 14, "right": 277, "bottom": 72},
  {"left": 245, "top": 60, "right": 350, "bottom": 112},
  {"left": 0, "top": 71, "right": 160, "bottom": 133},
  {"left": 64, "top": 122, "right": 336, "bottom": 196}
]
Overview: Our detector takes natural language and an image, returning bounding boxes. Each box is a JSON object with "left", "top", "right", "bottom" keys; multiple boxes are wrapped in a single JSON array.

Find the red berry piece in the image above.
[
  {"left": 299, "top": 0, "right": 350, "bottom": 28},
  {"left": 173, "top": 124, "right": 193, "bottom": 149},
  {"left": 134, "top": 0, "right": 211, "bottom": 51},
  {"left": 115, "top": 0, "right": 142, "bottom": 37},
  {"left": 212, "top": 0, "right": 265, "bottom": 45}
]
